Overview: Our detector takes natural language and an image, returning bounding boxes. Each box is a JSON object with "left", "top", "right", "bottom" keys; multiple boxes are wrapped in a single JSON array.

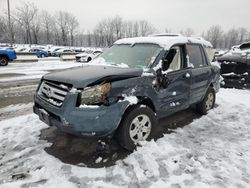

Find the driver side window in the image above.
[
  {"left": 169, "top": 47, "right": 182, "bottom": 71},
  {"left": 162, "top": 46, "right": 183, "bottom": 71}
]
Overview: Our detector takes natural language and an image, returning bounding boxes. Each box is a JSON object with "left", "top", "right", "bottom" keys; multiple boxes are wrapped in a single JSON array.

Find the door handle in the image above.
[{"left": 183, "top": 73, "right": 191, "bottom": 78}]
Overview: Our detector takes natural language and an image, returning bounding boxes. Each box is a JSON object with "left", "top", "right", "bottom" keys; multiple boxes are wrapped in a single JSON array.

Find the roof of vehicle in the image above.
[
  {"left": 56, "top": 48, "right": 72, "bottom": 52},
  {"left": 114, "top": 35, "right": 213, "bottom": 50}
]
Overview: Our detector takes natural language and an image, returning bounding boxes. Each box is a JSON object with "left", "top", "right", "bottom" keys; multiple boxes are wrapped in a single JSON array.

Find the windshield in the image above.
[
  {"left": 91, "top": 44, "right": 162, "bottom": 68},
  {"left": 85, "top": 50, "right": 93, "bottom": 54}
]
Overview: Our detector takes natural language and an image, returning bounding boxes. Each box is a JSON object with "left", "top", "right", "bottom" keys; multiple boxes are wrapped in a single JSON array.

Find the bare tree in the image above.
[
  {"left": 112, "top": 15, "right": 123, "bottom": 40},
  {"left": 182, "top": 28, "right": 194, "bottom": 37},
  {"left": 238, "top": 27, "right": 248, "bottom": 44},
  {"left": 31, "top": 13, "right": 41, "bottom": 44},
  {"left": 226, "top": 28, "right": 239, "bottom": 48},
  {"left": 1, "top": 11, "right": 16, "bottom": 44},
  {"left": 15, "top": 2, "right": 38, "bottom": 45},
  {"left": 133, "top": 21, "right": 139, "bottom": 37},
  {"left": 56, "top": 11, "right": 70, "bottom": 46},
  {"left": 68, "top": 14, "right": 79, "bottom": 46},
  {"left": 41, "top": 10, "right": 53, "bottom": 44},
  {"left": 0, "top": 16, "right": 8, "bottom": 42},
  {"left": 86, "top": 31, "right": 92, "bottom": 47},
  {"left": 248, "top": 32, "right": 250, "bottom": 41},
  {"left": 93, "top": 25, "right": 105, "bottom": 47},
  {"left": 165, "top": 28, "right": 172, "bottom": 33},
  {"left": 139, "top": 20, "right": 155, "bottom": 36},
  {"left": 123, "top": 21, "right": 134, "bottom": 38},
  {"left": 204, "top": 25, "right": 224, "bottom": 48}
]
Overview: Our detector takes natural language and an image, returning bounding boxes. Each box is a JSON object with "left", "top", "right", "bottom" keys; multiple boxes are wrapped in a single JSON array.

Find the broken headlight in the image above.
[{"left": 81, "top": 83, "right": 111, "bottom": 105}]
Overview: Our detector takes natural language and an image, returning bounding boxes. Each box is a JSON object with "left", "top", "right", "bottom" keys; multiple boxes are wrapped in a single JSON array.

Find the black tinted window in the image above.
[
  {"left": 186, "top": 44, "right": 205, "bottom": 68},
  {"left": 240, "top": 43, "right": 250, "bottom": 50}
]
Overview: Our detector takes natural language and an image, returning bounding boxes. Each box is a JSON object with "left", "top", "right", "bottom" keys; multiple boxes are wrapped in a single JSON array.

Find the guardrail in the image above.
[
  {"left": 60, "top": 53, "right": 77, "bottom": 61},
  {"left": 13, "top": 52, "right": 38, "bottom": 63},
  {"left": 12, "top": 52, "right": 78, "bottom": 63}
]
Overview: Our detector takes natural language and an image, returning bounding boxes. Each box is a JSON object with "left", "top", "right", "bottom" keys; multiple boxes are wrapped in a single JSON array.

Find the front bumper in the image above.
[
  {"left": 75, "top": 56, "right": 81, "bottom": 62},
  {"left": 34, "top": 93, "right": 129, "bottom": 137}
]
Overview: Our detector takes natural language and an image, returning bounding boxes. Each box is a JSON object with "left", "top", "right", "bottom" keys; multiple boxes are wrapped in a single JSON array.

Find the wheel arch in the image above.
[
  {"left": 0, "top": 54, "right": 10, "bottom": 60},
  {"left": 115, "top": 96, "right": 156, "bottom": 134}
]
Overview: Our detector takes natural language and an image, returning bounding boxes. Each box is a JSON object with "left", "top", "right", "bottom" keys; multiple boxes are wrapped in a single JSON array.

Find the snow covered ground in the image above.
[
  {"left": 0, "top": 61, "right": 83, "bottom": 82},
  {"left": 0, "top": 88, "right": 250, "bottom": 188}
]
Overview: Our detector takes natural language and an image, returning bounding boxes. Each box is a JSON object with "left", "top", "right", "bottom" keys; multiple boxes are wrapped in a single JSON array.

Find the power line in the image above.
[{"left": 7, "top": 0, "right": 13, "bottom": 47}]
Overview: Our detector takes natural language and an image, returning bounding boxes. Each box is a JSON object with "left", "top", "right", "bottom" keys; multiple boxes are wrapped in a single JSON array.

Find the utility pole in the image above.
[{"left": 7, "top": 0, "right": 13, "bottom": 47}]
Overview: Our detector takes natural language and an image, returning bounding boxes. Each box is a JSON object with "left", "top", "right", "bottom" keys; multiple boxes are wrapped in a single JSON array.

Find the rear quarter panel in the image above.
[{"left": 0, "top": 50, "right": 17, "bottom": 60}]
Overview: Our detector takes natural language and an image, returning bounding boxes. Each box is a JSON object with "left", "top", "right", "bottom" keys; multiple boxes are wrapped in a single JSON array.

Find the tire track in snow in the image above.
[{"left": 0, "top": 103, "right": 33, "bottom": 121}]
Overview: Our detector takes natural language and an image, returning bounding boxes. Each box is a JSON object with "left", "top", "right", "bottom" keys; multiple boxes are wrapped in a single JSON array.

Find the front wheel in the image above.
[
  {"left": 116, "top": 105, "right": 157, "bottom": 151},
  {"left": 0, "top": 57, "right": 8, "bottom": 66},
  {"left": 87, "top": 57, "right": 92, "bottom": 62},
  {"left": 196, "top": 87, "right": 215, "bottom": 115}
]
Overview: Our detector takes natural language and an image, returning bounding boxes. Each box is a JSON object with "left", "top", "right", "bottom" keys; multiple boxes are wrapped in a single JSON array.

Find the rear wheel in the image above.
[
  {"left": 0, "top": 57, "right": 8, "bottom": 66},
  {"left": 196, "top": 87, "right": 215, "bottom": 115},
  {"left": 116, "top": 105, "right": 157, "bottom": 151}
]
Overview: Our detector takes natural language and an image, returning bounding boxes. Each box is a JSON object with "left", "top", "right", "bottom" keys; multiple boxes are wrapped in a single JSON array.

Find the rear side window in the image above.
[{"left": 186, "top": 44, "right": 205, "bottom": 68}]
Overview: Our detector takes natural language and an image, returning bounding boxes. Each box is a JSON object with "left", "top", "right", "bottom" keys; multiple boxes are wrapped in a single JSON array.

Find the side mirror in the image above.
[{"left": 154, "top": 68, "right": 170, "bottom": 90}]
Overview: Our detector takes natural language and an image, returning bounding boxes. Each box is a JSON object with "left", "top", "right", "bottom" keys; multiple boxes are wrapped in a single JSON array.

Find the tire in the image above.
[
  {"left": 87, "top": 57, "right": 92, "bottom": 62},
  {"left": 116, "top": 105, "right": 157, "bottom": 151},
  {"left": 196, "top": 87, "right": 215, "bottom": 115},
  {"left": 0, "top": 57, "right": 8, "bottom": 66}
]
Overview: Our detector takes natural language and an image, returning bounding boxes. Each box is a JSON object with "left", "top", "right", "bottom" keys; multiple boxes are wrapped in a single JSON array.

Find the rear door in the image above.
[{"left": 186, "top": 44, "right": 211, "bottom": 104}]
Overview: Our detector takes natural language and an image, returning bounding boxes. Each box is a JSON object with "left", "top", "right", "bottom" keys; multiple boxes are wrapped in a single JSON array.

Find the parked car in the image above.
[
  {"left": 0, "top": 49, "right": 17, "bottom": 66},
  {"left": 48, "top": 47, "right": 64, "bottom": 56},
  {"left": 213, "top": 50, "right": 228, "bottom": 61},
  {"left": 75, "top": 50, "right": 102, "bottom": 62},
  {"left": 29, "top": 48, "right": 49, "bottom": 58},
  {"left": 217, "top": 42, "right": 250, "bottom": 64},
  {"left": 53, "top": 49, "right": 74, "bottom": 57},
  {"left": 33, "top": 35, "right": 220, "bottom": 150},
  {"left": 15, "top": 47, "right": 31, "bottom": 52},
  {"left": 217, "top": 42, "right": 250, "bottom": 89}
]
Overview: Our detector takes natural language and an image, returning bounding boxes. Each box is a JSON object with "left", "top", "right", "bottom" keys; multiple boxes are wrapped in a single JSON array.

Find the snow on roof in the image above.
[{"left": 114, "top": 36, "right": 213, "bottom": 50}]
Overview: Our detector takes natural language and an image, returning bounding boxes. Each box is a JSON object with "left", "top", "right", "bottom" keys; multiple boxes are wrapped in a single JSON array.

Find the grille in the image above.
[{"left": 38, "top": 80, "right": 71, "bottom": 107}]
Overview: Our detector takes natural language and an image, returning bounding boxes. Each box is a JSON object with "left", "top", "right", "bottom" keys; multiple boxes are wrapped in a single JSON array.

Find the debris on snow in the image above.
[{"left": 95, "top": 157, "right": 103, "bottom": 163}]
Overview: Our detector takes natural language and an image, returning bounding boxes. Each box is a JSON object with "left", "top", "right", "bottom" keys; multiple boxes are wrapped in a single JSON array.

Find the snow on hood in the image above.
[{"left": 43, "top": 65, "right": 142, "bottom": 88}]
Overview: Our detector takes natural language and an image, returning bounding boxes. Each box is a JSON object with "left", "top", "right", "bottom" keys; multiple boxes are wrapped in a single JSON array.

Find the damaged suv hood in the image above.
[{"left": 43, "top": 65, "right": 143, "bottom": 88}]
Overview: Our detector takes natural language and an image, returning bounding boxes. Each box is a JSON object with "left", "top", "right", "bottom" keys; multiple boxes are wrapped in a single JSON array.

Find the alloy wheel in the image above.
[
  {"left": 129, "top": 114, "right": 152, "bottom": 143},
  {"left": 205, "top": 92, "right": 214, "bottom": 110}
]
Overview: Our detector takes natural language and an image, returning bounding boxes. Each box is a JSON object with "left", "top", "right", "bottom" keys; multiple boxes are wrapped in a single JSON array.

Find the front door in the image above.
[{"left": 156, "top": 45, "right": 191, "bottom": 117}]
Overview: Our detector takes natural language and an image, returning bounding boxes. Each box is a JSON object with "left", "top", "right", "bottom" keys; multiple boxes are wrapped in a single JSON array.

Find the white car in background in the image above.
[{"left": 75, "top": 49, "right": 102, "bottom": 62}]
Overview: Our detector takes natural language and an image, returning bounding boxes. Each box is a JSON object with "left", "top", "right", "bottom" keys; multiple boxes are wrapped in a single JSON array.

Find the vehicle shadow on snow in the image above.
[{"left": 40, "top": 105, "right": 217, "bottom": 168}]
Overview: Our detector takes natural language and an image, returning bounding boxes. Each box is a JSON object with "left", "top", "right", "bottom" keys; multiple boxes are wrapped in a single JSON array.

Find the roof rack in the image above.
[{"left": 148, "top": 33, "right": 183, "bottom": 37}]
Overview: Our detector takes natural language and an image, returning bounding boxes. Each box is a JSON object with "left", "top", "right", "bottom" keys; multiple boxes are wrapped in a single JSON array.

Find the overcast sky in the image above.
[{"left": 1, "top": 0, "right": 250, "bottom": 34}]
